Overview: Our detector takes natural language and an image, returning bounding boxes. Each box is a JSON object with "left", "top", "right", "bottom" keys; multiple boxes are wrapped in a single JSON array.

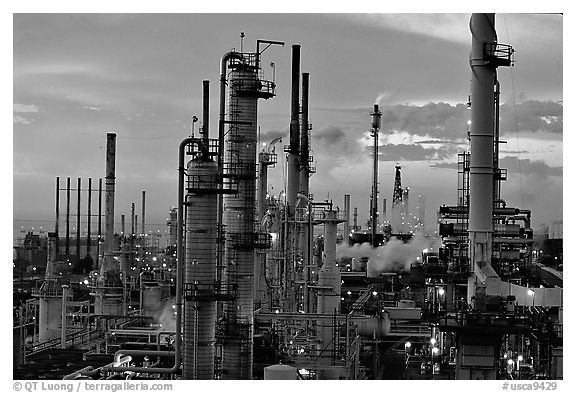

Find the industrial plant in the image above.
[{"left": 13, "top": 14, "right": 563, "bottom": 380}]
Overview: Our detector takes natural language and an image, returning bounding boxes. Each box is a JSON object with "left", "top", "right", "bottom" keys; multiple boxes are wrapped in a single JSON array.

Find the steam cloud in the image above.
[
  {"left": 156, "top": 299, "right": 176, "bottom": 331},
  {"left": 337, "top": 232, "right": 440, "bottom": 277}
]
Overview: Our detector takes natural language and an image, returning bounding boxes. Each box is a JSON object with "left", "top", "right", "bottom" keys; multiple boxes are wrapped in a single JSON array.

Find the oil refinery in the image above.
[{"left": 12, "top": 13, "right": 563, "bottom": 381}]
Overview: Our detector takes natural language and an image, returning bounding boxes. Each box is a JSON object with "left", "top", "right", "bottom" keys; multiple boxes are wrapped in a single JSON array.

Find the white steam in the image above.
[
  {"left": 156, "top": 299, "right": 176, "bottom": 331},
  {"left": 337, "top": 233, "right": 440, "bottom": 277}
]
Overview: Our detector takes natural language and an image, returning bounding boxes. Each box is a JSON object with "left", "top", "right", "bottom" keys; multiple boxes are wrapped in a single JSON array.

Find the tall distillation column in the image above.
[
  {"left": 468, "top": 13, "right": 513, "bottom": 301},
  {"left": 181, "top": 83, "right": 222, "bottom": 378},
  {"left": 316, "top": 209, "right": 345, "bottom": 379},
  {"left": 221, "top": 44, "right": 280, "bottom": 379},
  {"left": 92, "top": 133, "right": 123, "bottom": 315},
  {"left": 37, "top": 232, "right": 65, "bottom": 341}
]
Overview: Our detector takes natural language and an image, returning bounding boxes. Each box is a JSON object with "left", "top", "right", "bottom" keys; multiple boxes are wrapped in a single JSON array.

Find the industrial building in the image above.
[{"left": 13, "top": 13, "right": 563, "bottom": 380}]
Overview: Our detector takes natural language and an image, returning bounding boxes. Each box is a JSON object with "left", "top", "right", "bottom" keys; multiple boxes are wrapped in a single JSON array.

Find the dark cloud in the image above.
[
  {"left": 380, "top": 102, "right": 470, "bottom": 140},
  {"left": 499, "top": 100, "right": 563, "bottom": 135},
  {"left": 260, "top": 129, "right": 287, "bottom": 143},
  {"left": 313, "top": 126, "right": 346, "bottom": 146},
  {"left": 377, "top": 143, "right": 459, "bottom": 162},
  {"left": 430, "top": 156, "right": 562, "bottom": 178}
]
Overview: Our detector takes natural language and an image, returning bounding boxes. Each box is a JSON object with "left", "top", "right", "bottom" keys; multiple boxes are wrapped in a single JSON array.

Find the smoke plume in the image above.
[{"left": 337, "top": 232, "right": 440, "bottom": 277}]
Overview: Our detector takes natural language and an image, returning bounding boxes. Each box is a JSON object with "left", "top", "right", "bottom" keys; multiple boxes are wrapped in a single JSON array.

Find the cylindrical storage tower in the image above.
[
  {"left": 316, "top": 210, "right": 344, "bottom": 375},
  {"left": 221, "top": 54, "right": 267, "bottom": 380},
  {"left": 468, "top": 14, "right": 498, "bottom": 294},
  {"left": 38, "top": 294, "right": 63, "bottom": 341},
  {"left": 183, "top": 157, "right": 219, "bottom": 379},
  {"left": 264, "top": 364, "right": 298, "bottom": 380},
  {"left": 141, "top": 285, "right": 162, "bottom": 316}
]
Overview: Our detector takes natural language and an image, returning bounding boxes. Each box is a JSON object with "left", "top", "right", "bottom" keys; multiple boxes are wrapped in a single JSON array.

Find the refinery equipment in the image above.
[{"left": 13, "top": 14, "right": 562, "bottom": 381}]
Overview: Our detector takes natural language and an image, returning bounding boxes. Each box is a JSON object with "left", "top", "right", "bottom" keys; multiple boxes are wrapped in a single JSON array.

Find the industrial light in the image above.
[
  {"left": 508, "top": 359, "right": 514, "bottom": 366},
  {"left": 372, "top": 291, "right": 378, "bottom": 296},
  {"left": 438, "top": 288, "right": 445, "bottom": 296},
  {"left": 527, "top": 289, "right": 535, "bottom": 296},
  {"left": 405, "top": 342, "right": 411, "bottom": 348},
  {"left": 430, "top": 337, "right": 437, "bottom": 345},
  {"left": 347, "top": 291, "right": 352, "bottom": 295},
  {"left": 432, "top": 347, "right": 439, "bottom": 355},
  {"left": 518, "top": 355, "right": 523, "bottom": 362}
]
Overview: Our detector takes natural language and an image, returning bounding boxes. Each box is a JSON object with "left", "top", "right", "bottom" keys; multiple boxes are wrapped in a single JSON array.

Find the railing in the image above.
[
  {"left": 483, "top": 42, "right": 514, "bottom": 67},
  {"left": 183, "top": 281, "right": 237, "bottom": 301},
  {"left": 26, "top": 328, "right": 102, "bottom": 356}
]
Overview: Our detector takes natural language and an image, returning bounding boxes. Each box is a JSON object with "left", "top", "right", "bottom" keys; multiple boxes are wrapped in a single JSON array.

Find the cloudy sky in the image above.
[{"left": 12, "top": 10, "right": 563, "bottom": 241}]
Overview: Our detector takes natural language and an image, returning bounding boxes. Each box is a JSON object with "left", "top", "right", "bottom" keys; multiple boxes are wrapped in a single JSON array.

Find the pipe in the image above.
[
  {"left": 61, "top": 285, "right": 69, "bottom": 349},
  {"left": 104, "top": 138, "right": 199, "bottom": 375}
]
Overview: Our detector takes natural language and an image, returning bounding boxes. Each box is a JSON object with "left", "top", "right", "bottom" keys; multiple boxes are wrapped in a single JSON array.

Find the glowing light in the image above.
[
  {"left": 508, "top": 359, "right": 514, "bottom": 366},
  {"left": 527, "top": 289, "right": 535, "bottom": 296},
  {"left": 275, "top": 310, "right": 280, "bottom": 314},
  {"left": 405, "top": 342, "right": 411, "bottom": 348},
  {"left": 438, "top": 288, "right": 445, "bottom": 296},
  {"left": 430, "top": 337, "right": 437, "bottom": 345},
  {"left": 432, "top": 347, "right": 439, "bottom": 355},
  {"left": 518, "top": 355, "right": 523, "bottom": 362},
  {"left": 372, "top": 291, "right": 378, "bottom": 296}
]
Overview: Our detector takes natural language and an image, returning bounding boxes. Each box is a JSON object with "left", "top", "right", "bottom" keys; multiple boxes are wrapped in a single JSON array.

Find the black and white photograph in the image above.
[{"left": 10, "top": 3, "right": 565, "bottom": 385}]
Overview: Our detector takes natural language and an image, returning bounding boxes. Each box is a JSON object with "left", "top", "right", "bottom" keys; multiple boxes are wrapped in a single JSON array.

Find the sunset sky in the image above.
[{"left": 11, "top": 10, "right": 563, "bottom": 241}]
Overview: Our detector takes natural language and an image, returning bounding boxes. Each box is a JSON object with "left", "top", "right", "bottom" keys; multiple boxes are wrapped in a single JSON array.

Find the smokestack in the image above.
[
  {"left": 353, "top": 207, "right": 358, "bottom": 230},
  {"left": 55, "top": 177, "right": 60, "bottom": 254},
  {"left": 87, "top": 178, "right": 92, "bottom": 257},
  {"left": 141, "top": 190, "right": 146, "bottom": 236},
  {"left": 287, "top": 44, "right": 300, "bottom": 208},
  {"left": 468, "top": 14, "right": 497, "bottom": 280},
  {"left": 370, "top": 104, "right": 382, "bottom": 247},
  {"left": 344, "top": 194, "right": 351, "bottom": 239},
  {"left": 76, "top": 177, "right": 81, "bottom": 261},
  {"left": 202, "top": 80, "right": 210, "bottom": 150},
  {"left": 66, "top": 177, "right": 70, "bottom": 256},
  {"left": 103, "top": 133, "right": 116, "bottom": 268},
  {"left": 299, "top": 72, "right": 310, "bottom": 195},
  {"left": 383, "top": 198, "right": 387, "bottom": 222},
  {"left": 121, "top": 215, "right": 125, "bottom": 235},
  {"left": 131, "top": 203, "right": 135, "bottom": 237}
]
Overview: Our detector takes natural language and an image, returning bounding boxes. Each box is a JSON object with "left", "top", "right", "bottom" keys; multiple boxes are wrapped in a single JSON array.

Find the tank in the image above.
[{"left": 264, "top": 364, "right": 298, "bottom": 380}]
